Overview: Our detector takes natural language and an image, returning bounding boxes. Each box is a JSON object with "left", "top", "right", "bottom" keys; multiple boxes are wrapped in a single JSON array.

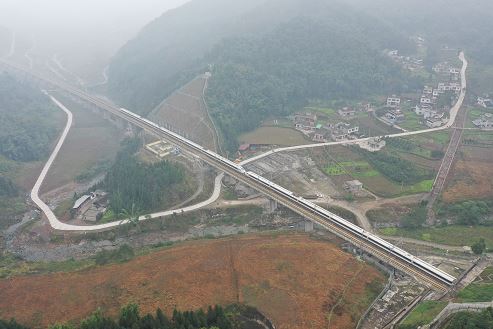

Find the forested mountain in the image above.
[
  {"left": 107, "top": 0, "right": 268, "bottom": 111},
  {"left": 0, "top": 72, "right": 59, "bottom": 222},
  {"left": 107, "top": 0, "right": 415, "bottom": 114},
  {"left": 0, "top": 73, "right": 59, "bottom": 162},
  {"left": 205, "top": 13, "right": 419, "bottom": 152},
  {"left": 348, "top": 0, "right": 493, "bottom": 65}
]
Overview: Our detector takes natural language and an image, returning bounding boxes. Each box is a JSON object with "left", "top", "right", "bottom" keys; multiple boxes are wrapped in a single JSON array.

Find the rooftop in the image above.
[{"left": 73, "top": 195, "right": 91, "bottom": 209}]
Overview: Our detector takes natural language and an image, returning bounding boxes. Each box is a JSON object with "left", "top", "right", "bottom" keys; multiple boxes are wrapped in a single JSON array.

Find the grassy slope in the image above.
[
  {"left": 0, "top": 233, "right": 385, "bottom": 329},
  {"left": 41, "top": 93, "right": 123, "bottom": 193}
]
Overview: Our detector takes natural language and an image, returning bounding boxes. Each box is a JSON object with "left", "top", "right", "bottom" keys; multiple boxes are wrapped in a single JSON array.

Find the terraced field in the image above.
[{"left": 149, "top": 76, "right": 217, "bottom": 151}]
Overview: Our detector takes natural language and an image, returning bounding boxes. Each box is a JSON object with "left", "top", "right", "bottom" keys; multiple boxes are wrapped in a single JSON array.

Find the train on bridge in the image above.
[{"left": 119, "top": 108, "right": 455, "bottom": 288}]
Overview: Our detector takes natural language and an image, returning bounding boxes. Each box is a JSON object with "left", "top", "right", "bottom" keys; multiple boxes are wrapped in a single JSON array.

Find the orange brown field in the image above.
[
  {"left": 0, "top": 234, "right": 385, "bottom": 329},
  {"left": 443, "top": 144, "right": 493, "bottom": 202}
]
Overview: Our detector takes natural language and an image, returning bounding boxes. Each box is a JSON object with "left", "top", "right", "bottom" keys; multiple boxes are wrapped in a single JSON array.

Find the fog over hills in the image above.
[
  {"left": 107, "top": 0, "right": 415, "bottom": 112},
  {"left": 0, "top": 0, "right": 190, "bottom": 82}
]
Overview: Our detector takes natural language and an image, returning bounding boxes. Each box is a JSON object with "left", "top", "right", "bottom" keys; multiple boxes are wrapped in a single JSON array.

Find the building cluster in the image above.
[
  {"left": 72, "top": 191, "right": 109, "bottom": 222},
  {"left": 472, "top": 113, "right": 493, "bottom": 129},
  {"left": 383, "top": 73, "right": 460, "bottom": 128},
  {"left": 433, "top": 61, "right": 461, "bottom": 81},
  {"left": 382, "top": 96, "right": 406, "bottom": 125},
  {"left": 477, "top": 97, "right": 493, "bottom": 109},
  {"left": 414, "top": 81, "right": 460, "bottom": 128},
  {"left": 293, "top": 110, "right": 362, "bottom": 143},
  {"left": 387, "top": 49, "right": 424, "bottom": 71}
]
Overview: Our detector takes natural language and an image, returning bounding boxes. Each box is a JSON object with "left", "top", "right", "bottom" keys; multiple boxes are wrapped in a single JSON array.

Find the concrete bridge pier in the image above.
[{"left": 268, "top": 199, "right": 278, "bottom": 213}]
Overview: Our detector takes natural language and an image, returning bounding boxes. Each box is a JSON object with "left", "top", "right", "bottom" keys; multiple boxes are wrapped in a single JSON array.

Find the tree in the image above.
[
  {"left": 79, "top": 310, "right": 118, "bottom": 329},
  {"left": 472, "top": 238, "right": 486, "bottom": 255},
  {"left": 119, "top": 203, "right": 141, "bottom": 228},
  {"left": 49, "top": 324, "right": 74, "bottom": 329},
  {"left": 119, "top": 304, "right": 140, "bottom": 329},
  {"left": 0, "top": 319, "right": 30, "bottom": 329}
]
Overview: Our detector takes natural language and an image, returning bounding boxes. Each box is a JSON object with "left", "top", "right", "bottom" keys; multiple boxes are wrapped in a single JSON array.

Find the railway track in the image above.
[
  {"left": 0, "top": 59, "right": 453, "bottom": 291},
  {"left": 427, "top": 106, "right": 468, "bottom": 224}
]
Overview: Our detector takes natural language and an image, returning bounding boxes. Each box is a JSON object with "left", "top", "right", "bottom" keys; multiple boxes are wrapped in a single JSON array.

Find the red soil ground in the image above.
[{"left": 0, "top": 234, "right": 384, "bottom": 329}]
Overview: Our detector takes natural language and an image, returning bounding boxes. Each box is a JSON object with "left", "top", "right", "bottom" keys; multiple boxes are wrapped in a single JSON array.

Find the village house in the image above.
[
  {"left": 472, "top": 113, "right": 493, "bottom": 129},
  {"left": 423, "top": 86, "right": 433, "bottom": 94},
  {"left": 73, "top": 195, "right": 92, "bottom": 213},
  {"left": 385, "top": 109, "right": 405, "bottom": 124},
  {"left": 294, "top": 112, "right": 317, "bottom": 131},
  {"left": 331, "top": 123, "right": 359, "bottom": 141},
  {"left": 312, "top": 128, "right": 331, "bottom": 142},
  {"left": 420, "top": 96, "right": 433, "bottom": 105},
  {"left": 426, "top": 117, "right": 446, "bottom": 128},
  {"left": 368, "top": 138, "right": 386, "bottom": 150},
  {"left": 450, "top": 68, "right": 460, "bottom": 81},
  {"left": 438, "top": 82, "right": 461, "bottom": 94},
  {"left": 388, "top": 50, "right": 399, "bottom": 56},
  {"left": 386, "top": 96, "right": 401, "bottom": 108},
  {"left": 415, "top": 106, "right": 440, "bottom": 119},
  {"left": 338, "top": 107, "right": 356, "bottom": 117},
  {"left": 344, "top": 180, "right": 363, "bottom": 193},
  {"left": 360, "top": 103, "right": 373, "bottom": 112},
  {"left": 478, "top": 97, "right": 493, "bottom": 108}
]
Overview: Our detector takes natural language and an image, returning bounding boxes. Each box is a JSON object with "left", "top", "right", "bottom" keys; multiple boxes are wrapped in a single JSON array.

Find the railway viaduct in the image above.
[{"left": 0, "top": 58, "right": 456, "bottom": 291}]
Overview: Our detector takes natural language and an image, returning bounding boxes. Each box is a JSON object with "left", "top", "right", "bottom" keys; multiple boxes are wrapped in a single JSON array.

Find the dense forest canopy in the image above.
[
  {"left": 107, "top": 0, "right": 415, "bottom": 114},
  {"left": 107, "top": 0, "right": 268, "bottom": 111},
  {"left": 103, "top": 138, "right": 186, "bottom": 215},
  {"left": 0, "top": 73, "right": 59, "bottom": 162},
  {"left": 0, "top": 304, "right": 237, "bottom": 329},
  {"left": 206, "top": 14, "right": 419, "bottom": 152},
  {"left": 0, "top": 72, "right": 58, "bottom": 199}
]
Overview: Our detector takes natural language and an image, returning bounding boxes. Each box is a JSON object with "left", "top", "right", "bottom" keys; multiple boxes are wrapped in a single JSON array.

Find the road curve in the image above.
[
  {"left": 241, "top": 52, "right": 468, "bottom": 165},
  {"left": 31, "top": 95, "right": 225, "bottom": 231},
  {"left": 6, "top": 30, "right": 16, "bottom": 58}
]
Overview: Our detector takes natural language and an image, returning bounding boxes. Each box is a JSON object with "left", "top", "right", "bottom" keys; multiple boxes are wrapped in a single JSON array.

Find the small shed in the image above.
[
  {"left": 344, "top": 180, "right": 363, "bottom": 193},
  {"left": 73, "top": 195, "right": 91, "bottom": 210}
]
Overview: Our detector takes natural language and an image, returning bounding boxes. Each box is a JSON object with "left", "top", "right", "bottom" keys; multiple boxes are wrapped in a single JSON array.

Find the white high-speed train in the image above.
[{"left": 119, "top": 107, "right": 455, "bottom": 287}]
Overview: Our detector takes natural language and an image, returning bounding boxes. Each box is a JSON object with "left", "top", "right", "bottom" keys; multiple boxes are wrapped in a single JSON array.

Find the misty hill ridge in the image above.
[{"left": 107, "top": 0, "right": 414, "bottom": 114}]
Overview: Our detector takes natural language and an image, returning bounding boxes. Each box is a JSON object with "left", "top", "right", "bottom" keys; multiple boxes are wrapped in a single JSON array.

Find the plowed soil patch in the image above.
[
  {"left": 0, "top": 234, "right": 384, "bottom": 329},
  {"left": 443, "top": 146, "right": 493, "bottom": 202}
]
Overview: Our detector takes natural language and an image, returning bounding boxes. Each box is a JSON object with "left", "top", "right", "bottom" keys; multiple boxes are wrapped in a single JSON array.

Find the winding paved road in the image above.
[
  {"left": 3, "top": 30, "right": 15, "bottom": 59},
  {"left": 30, "top": 95, "right": 225, "bottom": 231},
  {"left": 241, "top": 52, "right": 468, "bottom": 166}
]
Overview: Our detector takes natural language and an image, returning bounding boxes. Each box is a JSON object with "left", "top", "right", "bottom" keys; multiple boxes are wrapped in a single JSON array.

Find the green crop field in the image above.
[
  {"left": 379, "top": 225, "right": 493, "bottom": 248},
  {"left": 239, "top": 126, "right": 310, "bottom": 146},
  {"left": 399, "top": 112, "right": 423, "bottom": 131},
  {"left": 399, "top": 301, "right": 447, "bottom": 329},
  {"left": 325, "top": 160, "right": 378, "bottom": 177}
]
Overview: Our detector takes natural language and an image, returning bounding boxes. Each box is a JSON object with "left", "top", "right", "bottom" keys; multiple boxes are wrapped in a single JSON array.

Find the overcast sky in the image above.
[
  {"left": 0, "top": 0, "right": 191, "bottom": 78},
  {"left": 0, "top": 0, "right": 190, "bottom": 33}
]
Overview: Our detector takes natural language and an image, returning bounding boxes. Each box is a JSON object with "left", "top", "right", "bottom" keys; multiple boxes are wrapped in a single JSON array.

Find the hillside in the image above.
[
  {"left": 0, "top": 234, "right": 385, "bottom": 329},
  {"left": 107, "top": 0, "right": 416, "bottom": 116},
  {"left": 0, "top": 73, "right": 61, "bottom": 227},
  {"left": 206, "top": 15, "right": 419, "bottom": 152},
  {"left": 348, "top": 0, "right": 493, "bottom": 65},
  {"left": 107, "top": 0, "right": 268, "bottom": 111}
]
